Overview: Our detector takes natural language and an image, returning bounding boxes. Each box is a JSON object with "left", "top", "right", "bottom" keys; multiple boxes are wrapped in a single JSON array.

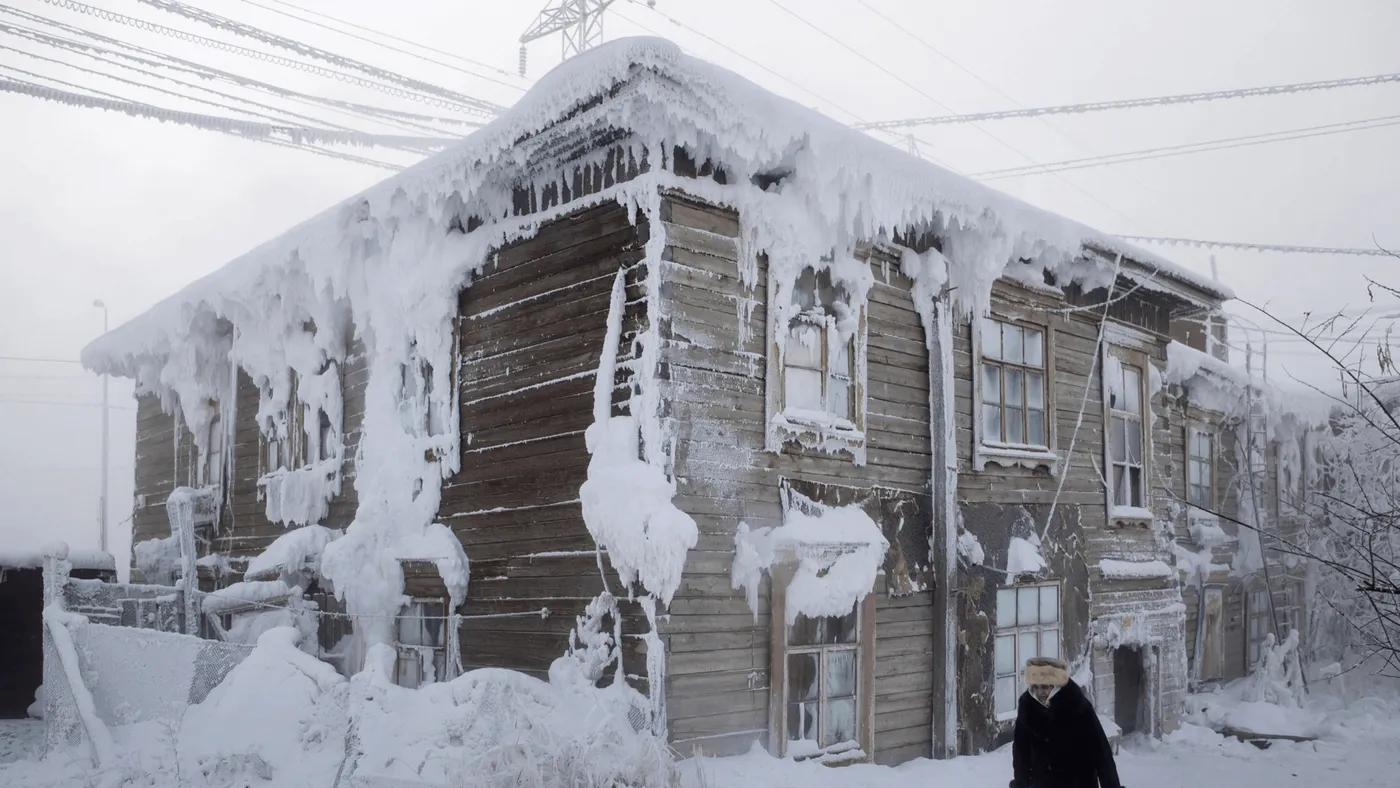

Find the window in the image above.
[
  {"left": 785, "top": 608, "right": 861, "bottom": 756},
  {"left": 1187, "top": 429, "right": 1215, "bottom": 509},
  {"left": 394, "top": 599, "right": 448, "bottom": 688},
  {"left": 1247, "top": 402, "right": 1268, "bottom": 476},
  {"left": 779, "top": 267, "right": 862, "bottom": 429},
  {"left": 1246, "top": 585, "right": 1271, "bottom": 668},
  {"left": 200, "top": 412, "right": 223, "bottom": 487},
  {"left": 263, "top": 371, "right": 307, "bottom": 473},
  {"left": 1106, "top": 357, "right": 1146, "bottom": 510},
  {"left": 1199, "top": 586, "right": 1224, "bottom": 680},
  {"left": 994, "top": 583, "right": 1061, "bottom": 718},
  {"left": 980, "top": 318, "right": 1048, "bottom": 448}
]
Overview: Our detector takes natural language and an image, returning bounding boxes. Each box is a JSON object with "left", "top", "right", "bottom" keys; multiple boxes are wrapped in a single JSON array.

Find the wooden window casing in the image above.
[
  {"left": 1187, "top": 428, "right": 1216, "bottom": 510},
  {"left": 394, "top": 597, "right": 449, "bottom": 688},
  {"left": 769, "top": 563, "right": 876, "bottom": 761},
  {"left": 1199, "top": 585, "right": 1225, "bottom": 680},
  {"left": 1105, "top": 354, "right": 1148, "bottom": 513},
  {"left": 993, "top": 582, "right": 1062, "bottom": 719},
  {"left": 978, "top": 318, "right": 1049, "bottom": 449},
  {"left": 768, "top": 265, "right": 868, "bottom": 445}
]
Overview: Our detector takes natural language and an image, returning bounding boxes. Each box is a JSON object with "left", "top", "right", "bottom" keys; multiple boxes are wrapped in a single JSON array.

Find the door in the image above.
[{"left": 1113, "top": 646, "right": 1144, "bottom": 735}]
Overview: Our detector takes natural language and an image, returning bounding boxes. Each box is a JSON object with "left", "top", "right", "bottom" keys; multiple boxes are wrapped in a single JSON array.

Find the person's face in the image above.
[{"left": 1029, "top": 684, "right": 1055, "bottom": 706}]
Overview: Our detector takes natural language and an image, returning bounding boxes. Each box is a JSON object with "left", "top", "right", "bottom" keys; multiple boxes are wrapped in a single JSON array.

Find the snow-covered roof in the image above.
[
  {"left": 0, "top": 546, "right": 116, "bottom": 572},
  {"left": 82, "top": 36, "right": 1226, "bottom": 377}
]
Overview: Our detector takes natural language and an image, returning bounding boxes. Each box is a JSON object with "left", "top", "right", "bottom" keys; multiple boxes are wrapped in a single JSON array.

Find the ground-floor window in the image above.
[
  {"left": 772, "top": 588, "right": 875, "bottom": 759},
  {"left": 1246, "top": 584, "right": 1270, "bottom": 668},
  {"left": 994, "top": 582, "right": 1061, "bottom": 719},
  {"left": 395, "top": 598, "right": 448, "bottom": 688},
  {"left": 1199, "top": 586, "right": 1225, "bottom": 680}
]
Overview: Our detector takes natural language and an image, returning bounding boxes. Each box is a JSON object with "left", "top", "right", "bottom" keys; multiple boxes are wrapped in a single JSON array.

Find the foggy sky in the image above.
[{"left": 3, "top": 0, "right": 1397, "bottom": 575}]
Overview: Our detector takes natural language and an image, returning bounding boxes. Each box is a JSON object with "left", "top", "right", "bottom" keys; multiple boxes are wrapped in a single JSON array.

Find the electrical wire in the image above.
[
  {"left": 16, "top": 1, "right": 495, "bottom": 116},
  {"left": 971, "top": 113, "right": 1400, "bottom": 180},
  {"left": 855, "top": 70, "right": 1400, "bottom": 130},
  {"left": 0, "top": 355, "right": 82, "bottom": 363},
  {"left": 1119, "top": 236, "right": 1398, "bottom": 257}
]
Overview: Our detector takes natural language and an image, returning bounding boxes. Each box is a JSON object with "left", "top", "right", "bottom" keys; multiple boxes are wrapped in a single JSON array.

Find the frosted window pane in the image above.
[
  {"left": 786, "top": 367, "right": 824, "bottom": 411},
  {"left": 980, "top": 318, "right": 1001, "bottom": 360},
  {"left": 422, "top": 602, "right": 445, "bottom": 647},
  {"left": 1028, "top": 410, "right": 1046, "bottom": 447},
  {"left": 1024, "top": 329, "right": 1044, "bottom": 367},
  {"left": 1042, "top": 629, "right": 1060, "bottom": 660},
  {"left": 788, "top": 701, "right": 819, "bottom": 743},
  {"left": 1019, "top": 631, "right": 1038, "bottom": 662},
  {"left": 1006, "top": 407, "right": 1025, "bottom": 445},
  {"left": 1124, "top": 367, "right": 1141, "bottom": 414},
  {"left": 995, "top": 676, "right": 1016, "bottom": 716},
  {"left": 1128, "top": 425, "right": 1143, "bottom": 465},
  {"left": 788, "top": 653, "right": 820, "bottom": 702},
  {"left": 787, "top": 325, "right": 823, "bottom": 368},
  {"left": 983, "top": 405, "right": 1003, "bottom": 443},
  {"left": 982, "top": 364, "right": 1002, "bottom": 404},
  {"left": 827, "top": 377, "right": 850, "bottom": 419},
  {"left": 826, "top": 650, "right": 857, "bottom": 698},
  {"left": 1005, "top": 369, "right": 1024, "bottom": 407},
  {"left": 1026, "top": 372, "right": 1045, "bottom": 409},
  {"left": 1004, "top": 325, "right": 1024, "bottom": 364},
  {"left": 996, "top": 589, "right": 1017, "bottom": 628},
  {"left": 826, "top": 698, "right": 857, "bottom": 745},
  {"left": 1130, "top": 467, "right": 1144, "bottom": 507},
  {"left": 832, "top": 337, "right": 851, "bottom": 376},
  {"left": 398, "top": 609, "right": 422, "bottom": 646},
  {"left": 995, "top": 635, "right": 1016, "bottom": 674},
  {"left": 1113, "top": 466, "right": 1128, "bottom": 506},
  {"left": 1039, "top": 585, "right": 1059, "bottom": 624},
  {"left": 827, "top": 609, "right": 858, "bottom": 644},
  {"left": 1189, "top": 463, "right": 1202, "bottom": 485},
  {"left": 790, "top": 614, "right": 823, "bottom": 646},
  {"left": 1018, "top": 587, "right": 1039, "bottom": 626},
  {"left": 1110, "top": 417, "right": 1126, "bottom": 462}
]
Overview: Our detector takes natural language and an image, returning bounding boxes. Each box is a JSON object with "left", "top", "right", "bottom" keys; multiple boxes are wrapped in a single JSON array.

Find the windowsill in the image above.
[
  {"left": 771, "top": 409, "right": 867, "bottom": 462},
  {"left": 1108, "top": 505, "right": 1154, "bottom": 525},
  {"left": 975, "top": 443, "right": 1057, "bottom": 472},
  {"left": 788, "top": 738, "right": 864, "bottom": 763}
]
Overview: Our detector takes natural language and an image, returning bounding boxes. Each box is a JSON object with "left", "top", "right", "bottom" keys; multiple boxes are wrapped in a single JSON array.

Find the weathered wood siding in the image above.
[
  {"left": 655, "top": 193, "right": 938, "bottom": 763},
  {"left": 442, "top": 200, "right": 651, "bottom": 685}
]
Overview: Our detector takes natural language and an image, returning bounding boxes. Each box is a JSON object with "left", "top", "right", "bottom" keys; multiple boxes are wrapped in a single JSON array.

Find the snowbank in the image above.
[{"left": 731, "top": 500, "right": 888, "bottom": 623}]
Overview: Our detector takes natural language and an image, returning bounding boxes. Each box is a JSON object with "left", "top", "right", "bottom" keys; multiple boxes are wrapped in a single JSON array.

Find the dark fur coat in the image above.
[{"left": 1011, "top": 680, "right": 1122, "bottom": 788}]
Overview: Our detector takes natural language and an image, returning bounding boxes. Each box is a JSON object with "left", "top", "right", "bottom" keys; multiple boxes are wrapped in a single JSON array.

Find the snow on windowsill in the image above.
[
  {"left": 771, "top": 409, "right": 867, "bottom": 465},
  {"left": 1099, "top": 558, "right": 1174, "bottom": 580},
  {"left": 1109, "top": 506, "right": 1155, "bottom": 524},
  {"left": 975, "top": 443, "right": 1057, "bottom": 472}
]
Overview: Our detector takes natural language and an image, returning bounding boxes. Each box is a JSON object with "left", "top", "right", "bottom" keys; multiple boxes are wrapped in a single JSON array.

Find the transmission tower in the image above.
[{"left": 519, "top": 0, "right": 638, "bottom": 76}]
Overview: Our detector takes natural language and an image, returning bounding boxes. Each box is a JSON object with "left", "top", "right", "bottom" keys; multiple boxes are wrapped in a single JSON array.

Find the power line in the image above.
[
  {"left": 1120, "top": 237, "right": 1398, "bottom": 257},
  {"left": 0, "top": 397, "right": 135, "bottom": 410},
  {"left": 0, "top": 355, "right": 82, "bottom": 364},
  {"left": 971, "top": 113, "right": 1400, "bottom": 180},
  {"left": 234, "top": 0, "right": 525, "bottom": 91},
  {"left": 855, "top": 69, "right": 1400, "bottom": 130},
  {"left": 17, "top": 1, "right": 494, "bottom": 115}
]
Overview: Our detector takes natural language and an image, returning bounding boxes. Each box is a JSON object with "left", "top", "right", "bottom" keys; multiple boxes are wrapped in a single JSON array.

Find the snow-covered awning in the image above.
[{"left": 81, "top": 36, "right": 1227, "bottom": 383}]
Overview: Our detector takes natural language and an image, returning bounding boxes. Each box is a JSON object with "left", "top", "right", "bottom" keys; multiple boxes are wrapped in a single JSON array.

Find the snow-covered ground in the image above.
[{"left": 0, "top": 720, "right": 43, "bottom": 765}]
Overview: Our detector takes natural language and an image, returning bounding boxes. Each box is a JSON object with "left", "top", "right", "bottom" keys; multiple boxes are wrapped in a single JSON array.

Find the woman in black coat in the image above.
[{"left": 1010, "top": 657, "right": 1122, "bottom": 788}]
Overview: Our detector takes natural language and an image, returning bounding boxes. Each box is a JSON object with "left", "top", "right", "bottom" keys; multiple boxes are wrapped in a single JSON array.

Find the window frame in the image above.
[
  {"left": 992, "top": 581, "right": 1063, "bottom": 721},
  {"left": 1186, "top": 427, "right": 1216, "bottom": 511},
  {"left": 393, "top": 596, "right": 452, "bottom": 688},
  {"left": 1103, "top": 346, "right": 1152, "bottom": 521},
  {"left": 973, "top": 314, "right": 1056, "bottom": 471},
  {"left": 768, "top": 562, "right": 876, "bottom": 761},
  {"left": 1245, "top": 582, "right": 1271, "bottom": 669},
  {"left": 765, "top": 263, "right": 869, "bottom": 454},
  {"left": 1198, "top": 584, "right": 1225, "bottom": 681}
]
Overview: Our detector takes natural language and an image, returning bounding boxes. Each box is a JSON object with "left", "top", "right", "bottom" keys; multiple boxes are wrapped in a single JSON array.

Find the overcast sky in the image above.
[{"left": 2, "top": 0, "right": 1397, "bottom": 575}]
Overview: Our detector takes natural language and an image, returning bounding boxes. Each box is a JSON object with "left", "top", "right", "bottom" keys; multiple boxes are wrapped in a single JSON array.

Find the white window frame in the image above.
[
  {"left": 394, "top": 597, "right": 451, "bottom": 688},
  {"left": 769, "top": 564, "right": 876, "bottom": 761},
  {"left": 974, "top": 315, "right": 1056, "bottom": 471},
  {"left": 1103, "top": 346, "right": 1151, "bottom": 521},
  {"left": 1187, "top": 427, "right": 1216, "bottom": 510},
  {"left": 765, "top": 264, "right": 868, "bottom": 455},
  {"left": 993, "top": 581, "right": 1062, "bottom": 720}
]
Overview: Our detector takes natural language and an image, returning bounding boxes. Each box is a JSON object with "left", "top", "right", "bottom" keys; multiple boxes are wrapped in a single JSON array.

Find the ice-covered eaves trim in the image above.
[
  {"left": 732, "top": 502, "right": 889, "bottom": 623},
  {"left": 244, "top": 524, "right": 343, "bottom": 581},
  {"left": 1166, "top": 340, "right": 1334, "bottom": 427},
  {"left": 0, "top": 547, "right": 114, "bottom": 571},
  {"left": 1098, "top": 558, "right": 1175, "bottom": 580}
]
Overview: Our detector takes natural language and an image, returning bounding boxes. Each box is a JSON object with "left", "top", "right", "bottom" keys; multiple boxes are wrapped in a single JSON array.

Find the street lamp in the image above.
[{"left": 93, "top": 299, "right": 109, "bottom": 555}]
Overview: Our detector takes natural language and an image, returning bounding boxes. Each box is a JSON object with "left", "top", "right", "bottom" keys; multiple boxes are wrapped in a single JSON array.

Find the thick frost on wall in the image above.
[{"left": 83, "top": 36, "right": 1224, "bottom": 668}]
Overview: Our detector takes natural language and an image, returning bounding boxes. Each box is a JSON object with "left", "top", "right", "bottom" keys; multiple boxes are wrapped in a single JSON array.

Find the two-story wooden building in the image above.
[{"left": 83, "top": 37, "right": 1235, "bottom": 764}]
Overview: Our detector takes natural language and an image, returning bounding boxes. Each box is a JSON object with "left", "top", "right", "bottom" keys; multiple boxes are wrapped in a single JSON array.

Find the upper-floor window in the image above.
[
  {"left": 994, "top": 582, "right": 1061, "bottom": 719},
  {"left": 980, "top": 318, "right": 1048, "bottom": 448},
  {"left": 198, "top": 409, "right": 223, "bottom": 488},
  {"left": 264, "top": 371, "right": 306, "bottom": 473},
  {"left": 781, "top": 267, "right": 860, "bottom": 428},
  {"left": 1187, "top": 428, "right": 1215, "bottom": 509},
  {"left": 1106, "top": 356, "right": 1146, "bottom": 510}
]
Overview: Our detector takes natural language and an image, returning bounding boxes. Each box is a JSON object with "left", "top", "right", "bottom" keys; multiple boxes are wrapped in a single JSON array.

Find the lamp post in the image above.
[{"left": 93, "top": 299, "right": 109, "bottom": 555}]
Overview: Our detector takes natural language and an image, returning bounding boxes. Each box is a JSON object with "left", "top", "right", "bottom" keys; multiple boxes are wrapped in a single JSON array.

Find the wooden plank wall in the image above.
[
  {"left": 443, "top": 200, "right": 651, "bottom": 685},
  {"left": 655, "top": 193, "right": 937, "bottom": 764}
]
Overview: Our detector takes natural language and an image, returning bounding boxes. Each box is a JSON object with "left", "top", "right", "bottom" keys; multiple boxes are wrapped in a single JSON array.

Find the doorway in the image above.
[{"left": 1113, "top": 646, "right": 1144, "bottom": 735}]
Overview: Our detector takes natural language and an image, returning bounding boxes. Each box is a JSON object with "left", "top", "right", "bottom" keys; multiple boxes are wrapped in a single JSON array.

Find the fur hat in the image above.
[{"left": 1024, "top": 657, "right": 1069, "bottom": 687}]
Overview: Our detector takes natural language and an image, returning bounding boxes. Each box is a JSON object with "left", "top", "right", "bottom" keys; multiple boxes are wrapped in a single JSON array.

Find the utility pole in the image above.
[
  {"left": 93, "top": 299, "right": 109, "bottom": 555},
  {"left": 518, "top": 0, "right": 633, "bottom": 76}
]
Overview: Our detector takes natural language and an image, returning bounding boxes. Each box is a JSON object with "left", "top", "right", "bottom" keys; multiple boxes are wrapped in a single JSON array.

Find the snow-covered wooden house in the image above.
[{"left": 84, "top": 38, "right": 1235, "bottom": 763}]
